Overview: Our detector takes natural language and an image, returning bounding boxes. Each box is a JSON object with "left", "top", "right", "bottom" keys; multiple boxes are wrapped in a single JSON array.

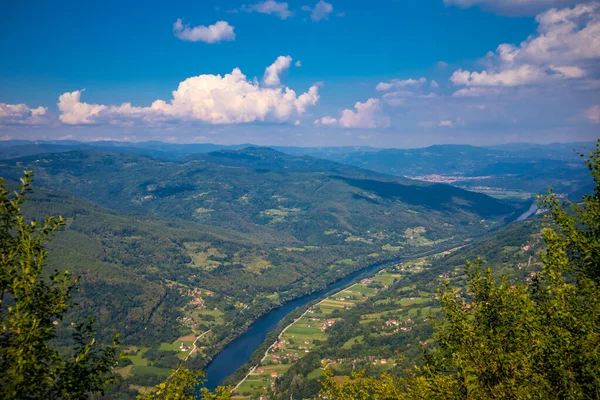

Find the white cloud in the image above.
[
  {"left": 295, "top": 60, "right": 302, "bottom": 67},
  {"left": 501, "top": 4, "right": 600, "bottom": 65},
  {"left": 437, "top": 61, "right": 449, "bottom": 69},
  {"left": 382, "top": 97, "right": 407, "bottom": 107},
  {"left": 314, "top": 116, "right": 338, "bottom": 125},
  {"left": 317, "top": 98, "right": 390, "bottom": 128},
  {"left": 450, "top": 3, "right": 600, "bottom": 87},
  {"left": 339, "top": 99, "right": 390, "bottom": 128},
  {"left": 303, "top": 1, "right": 334, "bottom": 21},
  {"left": 58, "top": 90, "right": 106, "bottom": 124},
  {"left": 451, "top": 65, "right": 550, "bottom": 86},
  {"left": 88, "top": 136, "right": 135, "bottom": 142},
  {"left": 241, "top": 1, "right": 292, "bottom": 19},
  {"left": 466, "top": 104, "right": 489, "bottom": 110},
  {"left": 377, "top": 78, "right": 438, "bottom": 106},
  {"left": 419, "top": 119, "right": 458, "bottom": 128},
  {"left": 376, "top": 77, "right": 427, "bottom": 91},
  {"left": 263, "top": 55, "right": 293, "bottom": 86},
  {"left": 586, "top": 104, "right": 600, "bottom": 123},
  {"left": 173, "top": 19, "right": 235, "bottom": 43},
  {"left": 0, "top": 103, "right": 49, "bottom": 125},
  {"left": 380, "top": 91, "right": 414, "bottom": 107},
  {"left": 57, "top": 60, "right": 319, "bottom": 126},
  {"left": 443, "top": 0, "right": 582, "bottom": 15},
  {"left": 452, "top": 87, "right": 502, "bottom": 97},
  {"left": 451, "top": 65, "right": 586, "bottom": 86}
]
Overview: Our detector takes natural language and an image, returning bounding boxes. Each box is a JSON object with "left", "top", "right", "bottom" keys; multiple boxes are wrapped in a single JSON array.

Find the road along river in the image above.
[{"left": 203, "top": 259, "right": 393, "bottom": 390}]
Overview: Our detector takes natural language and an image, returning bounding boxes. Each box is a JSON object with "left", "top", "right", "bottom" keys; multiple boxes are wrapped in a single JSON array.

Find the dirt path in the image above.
[{"left": 185, "top": 329, "right": 211, "bottom": 362}]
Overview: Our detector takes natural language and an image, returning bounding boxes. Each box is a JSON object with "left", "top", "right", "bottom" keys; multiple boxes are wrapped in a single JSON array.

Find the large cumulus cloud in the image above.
[
  {"left": 451, "top": 3, "right": 600, "bottom": 88},
  {"left": 58, "top": 60, "right": 319, "bottom": 125},
  {"left": 444, "top": 0, "right": 584, "bottom": 15},
  {"left": 0, "top": 103, "right": 49, "bottom": 125},
  {"left": 315, "top": 98, "right": 390, "bottom": 128}
]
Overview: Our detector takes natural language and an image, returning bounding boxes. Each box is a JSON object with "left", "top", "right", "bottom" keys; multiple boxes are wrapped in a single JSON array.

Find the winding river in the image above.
[
  {"left": 203, "top": 260, "right": 391, "bottom": 390},
  {"left": 203, "top": 203, "right": 541, "bottom": 390},
  {"left": 517, "top": 201, "right": 539, "bottom": 221}
]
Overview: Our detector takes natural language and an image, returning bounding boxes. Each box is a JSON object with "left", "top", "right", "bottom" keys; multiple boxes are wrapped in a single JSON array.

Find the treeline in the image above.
[{"left": 271, "top": 217, "right": 547, "bottom": 399}]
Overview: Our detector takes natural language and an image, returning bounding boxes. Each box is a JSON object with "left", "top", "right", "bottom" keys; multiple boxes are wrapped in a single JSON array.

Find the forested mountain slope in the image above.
[
  {"left": 0, "top": 148, "right": 522, "bottom": 394},
  {"left": 267, "top": 216, "right": 546, "bottom": 399},
  {"left": 0, "top": 140, "right": 591, "bottom": 199},
  {"left": 19, "top": 186, "right": 255, "bottom": 345},
  {"left": 2, "top": 148, "right": 517, "bottom": 246},
  {"left": 295, "top": 143, "right": 593, "bottom": 196}
]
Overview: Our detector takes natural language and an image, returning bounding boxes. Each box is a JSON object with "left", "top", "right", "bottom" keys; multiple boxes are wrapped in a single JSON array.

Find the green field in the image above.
[{"left": 231, "top": 267, "right": 407, "bottom": 399}]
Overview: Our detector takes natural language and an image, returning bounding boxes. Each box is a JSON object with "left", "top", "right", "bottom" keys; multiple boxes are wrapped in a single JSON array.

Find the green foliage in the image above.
[
  {"left": 272, "top": 216, "right": 544, "bottom": 399},
  {"left": 320, "top": 368, "right": 408, "bottom": 400},
  {"left": 321, "top": 140, "right": 600, "bottom": 399},
  {"left": 0, "top": 147, "right": 513, "bottom": 389},
  {"left": 137, "top": 366, "right": 231, "bottom": 400},
  {"left": 1, "top": 148, "right": 516, "bottom": 247},
  {"left": 1, "top": 141, "right": 592, "bottom": 198},
  {"left": 0, "top": 171, "right": 120, "bottom": 399}
]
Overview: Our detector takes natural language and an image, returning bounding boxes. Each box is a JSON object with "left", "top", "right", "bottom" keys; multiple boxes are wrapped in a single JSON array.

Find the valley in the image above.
[
  {"left": 0, "top": 141, "right": 584, "bottom": 398},
  {"left": 0, "top": 145, "right": 524, "bottom": 397},
  {"left": 233, "top": 216, "right": 545, "bottom": 399},
  {"left": 0, "top": 140, "right": 593, "bottom": 202},
  {"left": 3, "top": 2, "right": 599, "bottom": 398}
]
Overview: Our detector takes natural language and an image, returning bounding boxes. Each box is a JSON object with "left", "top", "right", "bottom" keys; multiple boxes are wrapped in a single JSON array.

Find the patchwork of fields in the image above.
[
  {"left": 231, "top": 268, "right": 408, "bottom": 399},
  {"left": 115, "top": 305, "right": 225, "bottom": 390},
  {"left": 231, "top": 233, "right": 543, "bottom": 399}
]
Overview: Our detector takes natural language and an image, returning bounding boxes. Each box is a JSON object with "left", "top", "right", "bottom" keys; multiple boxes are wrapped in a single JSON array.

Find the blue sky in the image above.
[{"left": 0, "top": 0, "right": 598, "bottom": 147}]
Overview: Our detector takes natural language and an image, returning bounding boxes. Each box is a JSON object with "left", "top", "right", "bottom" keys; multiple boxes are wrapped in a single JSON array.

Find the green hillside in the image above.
[
  {"left": 20, "top": 187, "right": 252, "bottom": 344},
  {"left": 298, "top": 143, "right": 593, "bottom": 198},
  {"left": 267, "top": 216, "right": 546, "bottom": 399},
  {"left": 1, "top": 140, "right": 591, "bottom": 200},
  {"left": 1, "top": 148, "right": 517, "bottom": 245},
  {"left": 0, "top": 148, "right": 522, "bottom": 395}
]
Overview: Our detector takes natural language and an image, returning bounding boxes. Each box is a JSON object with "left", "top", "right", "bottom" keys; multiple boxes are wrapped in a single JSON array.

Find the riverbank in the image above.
[
  {"left": 203, "top": 258, "right": 395, "bottom": 389},
  {"left": 229, "top": 268, "right": 411, "bottom": 399},
  {"left": 232, "top": 296, "right": 324, "bottom": 393},
  {"left": 517, "top": 201, "right": 539, "bottom": 221},
  {"left": 203, "top": 240, "right": 466, "bottom": 390}
]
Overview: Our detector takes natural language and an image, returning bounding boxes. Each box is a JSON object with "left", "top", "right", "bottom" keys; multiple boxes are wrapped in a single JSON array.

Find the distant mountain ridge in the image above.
[
  {"left": 0, "top": 147, "right": 520, "bottom": 366},
  {"left": 1, "top": 147, "right": 517, "bottom": 244},
  {"left": 1, "top": 139, "right": 593, "bottom": 162},
  {"left": 0, "top": 142, "right": 555, "bottom": 396}
]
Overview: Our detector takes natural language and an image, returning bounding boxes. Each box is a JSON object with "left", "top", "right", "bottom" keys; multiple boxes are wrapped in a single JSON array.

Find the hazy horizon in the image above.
[{"left": 0, "top": 137, "right": 596, "bottom": 151}]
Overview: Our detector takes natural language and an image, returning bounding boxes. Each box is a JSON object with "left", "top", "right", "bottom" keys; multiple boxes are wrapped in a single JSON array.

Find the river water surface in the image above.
[
  {"left": 517, "top": 201, "right": 539, "bottom": 221},
  {"left": 204, "top": 260, "right": 391, "bottom": 390}
]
